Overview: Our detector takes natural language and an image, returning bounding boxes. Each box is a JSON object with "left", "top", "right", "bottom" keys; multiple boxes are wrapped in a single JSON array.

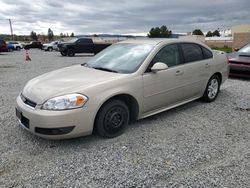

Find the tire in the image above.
[
  {"left": 16, "top": 46, "right": 21, "bottom": 51},
  {"left": 95, "top": 99, "right": 129, "bottom": 138},
  {"left": 67, "top": 49, "right": 75, "bottom": 57},
  {"left": 202, "top": 75, "right": 221, "bottom": 102},
  {"left": 48, "top": 47, "right": 53, "bottom": 52},
  {"left": 60, "top": 51, "right": 67, "bottom": 56}
]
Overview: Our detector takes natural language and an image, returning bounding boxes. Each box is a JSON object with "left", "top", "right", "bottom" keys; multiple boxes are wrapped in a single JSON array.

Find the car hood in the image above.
[
  {"left": 227, "top": 52, "right": 250, "bottom": 64},
  {"left": 22, "top": 65, "right": 125, "bottom": 104}
]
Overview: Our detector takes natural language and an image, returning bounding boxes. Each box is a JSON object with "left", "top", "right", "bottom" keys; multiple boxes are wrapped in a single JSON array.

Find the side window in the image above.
[
  {"left": 201, "top": 46, "right": 213, "bottom": 59},
  {"left": 152, "top": 44, "right": 181, "bottom": 68},
  {"left": 181, "top": 43, "right": 203, "bottom": 63},
  {"left": 78, "top": 39, "right": 92, "bottom": 44}
]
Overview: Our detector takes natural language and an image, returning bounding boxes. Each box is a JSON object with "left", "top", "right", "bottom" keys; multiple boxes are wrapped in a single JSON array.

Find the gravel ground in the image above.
[{"left": 0, "top": 49, "right": 250, "bottom": 188}]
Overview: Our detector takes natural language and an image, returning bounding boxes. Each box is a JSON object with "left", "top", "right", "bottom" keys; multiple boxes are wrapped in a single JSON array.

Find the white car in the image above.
[{"left": 42, "top": 41, "right": 59, "bottom": 51}]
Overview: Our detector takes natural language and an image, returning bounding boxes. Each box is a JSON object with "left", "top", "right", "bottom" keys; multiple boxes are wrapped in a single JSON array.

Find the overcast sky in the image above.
[{"left": 0, "top": 0, "right": 250, "bottom": 35}]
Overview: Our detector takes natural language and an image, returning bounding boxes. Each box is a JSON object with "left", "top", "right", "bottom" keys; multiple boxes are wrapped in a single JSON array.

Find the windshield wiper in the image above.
[{"left": 92, "top": 66, "right": 118, "bottom": 73}]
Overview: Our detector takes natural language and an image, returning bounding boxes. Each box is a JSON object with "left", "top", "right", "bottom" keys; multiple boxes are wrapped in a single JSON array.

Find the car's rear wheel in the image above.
[
  {"left": 48, "top": 47, "right": 53, "bottom": 52},
  {"left": 95, "top": 99, "right": 129, "bottom": 138},
  {"left": 60, "top": 51, "right": 67, "bottom": 56},
  {"left": 67, "top": 49, "right": 75, "bottom": 57},
  {"left": 202, "top": 75, "right": 220, "bottom": 102},
  {"left": 16, "top": 46, "right": 21, "bottom": 51}
]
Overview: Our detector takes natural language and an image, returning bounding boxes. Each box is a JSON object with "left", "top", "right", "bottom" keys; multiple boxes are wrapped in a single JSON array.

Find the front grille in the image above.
[{"left": 21, "top": 94, "right": 37, "bottom": 108}]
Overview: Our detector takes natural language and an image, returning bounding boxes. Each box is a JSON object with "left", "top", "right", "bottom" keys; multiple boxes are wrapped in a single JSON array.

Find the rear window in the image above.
[
  {"left": 201, "top": 46, "right": 213, "bottom": 59},
  {"left": 181, "top": 43, "right": 203, "bottom": 63}
]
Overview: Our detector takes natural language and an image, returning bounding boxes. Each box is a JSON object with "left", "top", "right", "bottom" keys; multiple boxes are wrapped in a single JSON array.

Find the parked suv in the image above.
[
  {"left": 8, "top": 41, "right": 23, "bottom": 50},
  {"left": 0, "top": 39, "right": 8, "bottom": 52},
  {"left": 24, "top": 41, "right": 43, "bottom": 50}
]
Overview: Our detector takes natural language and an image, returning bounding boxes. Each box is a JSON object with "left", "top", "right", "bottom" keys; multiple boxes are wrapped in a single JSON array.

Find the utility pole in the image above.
[
  {"left": 0, "top": 18, "right": 14, "bottom": 40},
  {"left": 8, "top": 19, "right": 13, "bottom": 40}
]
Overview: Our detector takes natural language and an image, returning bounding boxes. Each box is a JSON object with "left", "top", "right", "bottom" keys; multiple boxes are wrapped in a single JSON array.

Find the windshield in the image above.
[
  {"left": 239, "top": 43, "right": 250, "bottom": 53},
  {"left": 68, "top": 38, "right": 78, "bottom": 43},
  {"left": 86, "top": 43, "right": 154, "bottom": 73}
]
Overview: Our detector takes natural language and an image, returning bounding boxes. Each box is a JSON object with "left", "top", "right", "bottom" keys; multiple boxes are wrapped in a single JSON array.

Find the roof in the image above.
[
  {"left": 118, "top": 38, "right": 205, "bottom": 46},
  {"left": 118, "top": 38, "right": 179, "bottom": 45}
]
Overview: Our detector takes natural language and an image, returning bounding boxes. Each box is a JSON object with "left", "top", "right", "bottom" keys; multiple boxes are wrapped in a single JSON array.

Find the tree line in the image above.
[
  {"left": 147, "top": 26, "right": 221, "bottom": 38},
  {"left": 30, "top": 28, "right": 75, "bottom": 41},
  {"left": 192, "top": 29, "right": 220, "bottom": 37},
  {"left": 1, "top": 25, "right": 222, "bottom": 41}
]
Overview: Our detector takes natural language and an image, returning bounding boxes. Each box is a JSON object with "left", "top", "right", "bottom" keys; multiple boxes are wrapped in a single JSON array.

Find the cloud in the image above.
[{"left": 0, "top": 0, "right": 250, "bottom": 35}]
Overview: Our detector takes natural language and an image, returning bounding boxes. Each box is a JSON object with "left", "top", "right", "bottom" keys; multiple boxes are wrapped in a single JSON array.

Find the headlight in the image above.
[{"left": 42, "top": 94, "right": 88, "bottom": 110}]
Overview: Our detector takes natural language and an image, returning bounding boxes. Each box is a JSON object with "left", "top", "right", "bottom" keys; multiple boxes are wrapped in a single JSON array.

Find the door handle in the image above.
[
  {"left": 175, "top": 70, "right": 184, "bottom": 76},
  {"left": 205, "top": 63, "right": 210, "bottom": 68}
]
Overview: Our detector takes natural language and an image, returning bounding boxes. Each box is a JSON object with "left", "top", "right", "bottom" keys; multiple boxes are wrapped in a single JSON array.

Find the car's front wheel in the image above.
[
  {"left": 95, "top": 99, "right": 129, "bottom": 138},
  {"left": 16, "top": 46, "right": 21, "bottom": 51},
  {"left": 60, "top": 51, "right": 67, "bottom": 56},
  {"left": 48, "top": 47, "right": 53, "bottom": 52},
  {"left": 202, "top": 75, "right": 220, "bottom": 102}
]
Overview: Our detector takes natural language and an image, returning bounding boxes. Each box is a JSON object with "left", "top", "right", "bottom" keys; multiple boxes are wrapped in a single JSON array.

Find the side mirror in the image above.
[
  {"left": 151, "top": 62, "right": 168, "bottom": 72},
  {"left": 234, "top": 48, "right": 239, "bottom": 52}
]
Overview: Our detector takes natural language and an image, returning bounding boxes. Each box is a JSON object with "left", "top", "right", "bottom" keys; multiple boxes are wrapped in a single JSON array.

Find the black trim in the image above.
[
  {"left": 35, "top": 126, "right": 75, "bottom": 135},
  {"left": 16, "top": 108, "right": 30, "bottom": 129}
]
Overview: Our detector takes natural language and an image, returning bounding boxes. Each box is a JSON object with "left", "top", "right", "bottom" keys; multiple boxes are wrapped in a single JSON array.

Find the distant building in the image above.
[
  {"left": 179, "top": 35, "right": 205, "bottom": 42},
  {"left": 219, "top": 29, "right": 232, "bottom": 37},
  {"left": 231, "top": 24, "right": 250, "bottom": 36}
]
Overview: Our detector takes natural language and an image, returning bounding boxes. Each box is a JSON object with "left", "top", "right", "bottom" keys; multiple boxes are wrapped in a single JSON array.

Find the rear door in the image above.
[
  {"left": 76, "top": 38, "right": 94, "bottom": 53},
  {"left": 179, "top": 43, "right": 212, "bottom": 99}
]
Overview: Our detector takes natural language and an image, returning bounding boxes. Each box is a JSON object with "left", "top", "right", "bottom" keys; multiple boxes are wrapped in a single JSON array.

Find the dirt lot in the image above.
[{"left": 0, "top": 50, "right": 250, "bottom": 187}]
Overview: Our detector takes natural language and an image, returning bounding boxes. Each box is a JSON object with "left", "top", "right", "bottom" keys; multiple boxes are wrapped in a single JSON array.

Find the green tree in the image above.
[
  {"left": 212, "top": 30, "right": 220, "bottom": 37},
  {"left": 148, "top": 25, "right": 172, "bottom": 38},
  {"left": 70, "top": 32, "right": 75, "bottom": 37},
  {"left": 192, "top": 29, "right": 204, "bottom": 35},
  {"left": 30, "top": 31, "right": 38, "bottom": 41},
  {"left": 206, "top": 31, "right": 213, "bottom": 37},
  {"left": 48, "top": 28, "right": 54, "bottom": 41}
]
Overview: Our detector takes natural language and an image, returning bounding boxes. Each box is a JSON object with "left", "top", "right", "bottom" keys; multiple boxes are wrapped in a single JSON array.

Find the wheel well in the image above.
[
  {"left": 96, "top": 94, "right": 139, "bottom": 123},
  {"left": 213, "top": 72, "right": 222, "bottom": 84}
]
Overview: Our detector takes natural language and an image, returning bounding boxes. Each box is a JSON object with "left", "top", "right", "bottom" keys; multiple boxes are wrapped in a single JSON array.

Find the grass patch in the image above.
[{"left": 211, "top": 46, "right": 232, "bottom": 53}]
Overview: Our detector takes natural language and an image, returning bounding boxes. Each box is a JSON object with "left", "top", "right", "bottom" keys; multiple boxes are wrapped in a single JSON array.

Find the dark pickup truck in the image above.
[
  {"left": 24, "top": 41, "right": 43, "bottom": 50},
  {"left": 58, "top": 38, "right": 111, "bottom": 56}
]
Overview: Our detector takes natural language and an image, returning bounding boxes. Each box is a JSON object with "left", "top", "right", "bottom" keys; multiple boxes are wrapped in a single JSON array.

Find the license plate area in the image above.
[{"left": 16, "top": 108, "right": 30, "bottom": 129}]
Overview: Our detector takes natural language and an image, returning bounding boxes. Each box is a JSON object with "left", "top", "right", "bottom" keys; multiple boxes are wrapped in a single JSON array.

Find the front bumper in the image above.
[
  {"left": 16, "top": 95, "right": 95, "bottom": 139},
  {"left": 229, "top": 63, "right": 250, "bottom": 78},
  {"left": 42, "top": 46, "right": 48, "bottom": 50}
]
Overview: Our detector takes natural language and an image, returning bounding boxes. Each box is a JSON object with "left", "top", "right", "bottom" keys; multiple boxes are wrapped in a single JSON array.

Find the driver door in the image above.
[{"left": 142, "top": 44, "right": 185, "bottom": 114}]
